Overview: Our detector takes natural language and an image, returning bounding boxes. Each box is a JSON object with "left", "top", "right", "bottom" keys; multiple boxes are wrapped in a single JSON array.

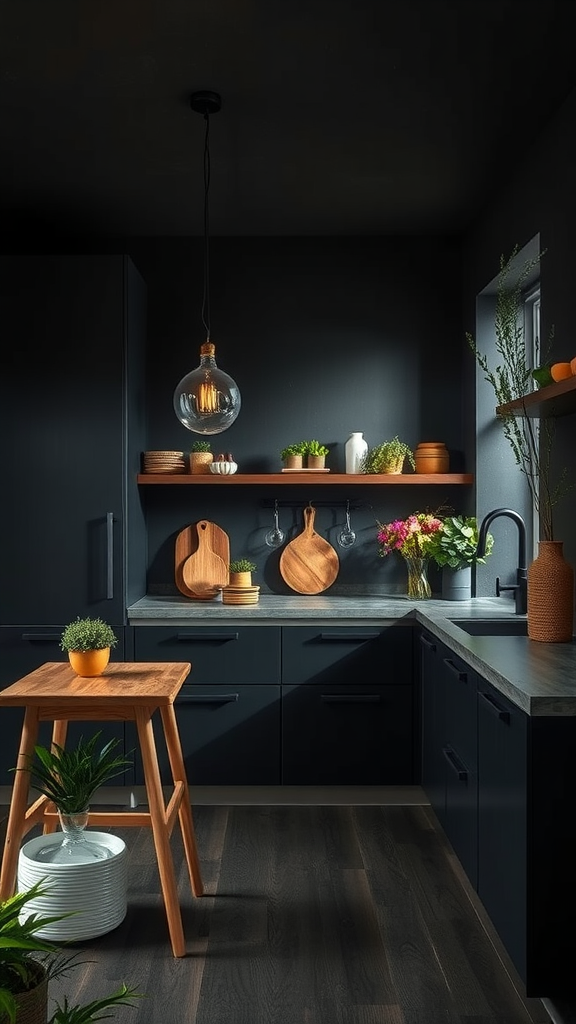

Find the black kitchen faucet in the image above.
[{"left": 477, "top": 507, "right": 528, "bottom": 614}]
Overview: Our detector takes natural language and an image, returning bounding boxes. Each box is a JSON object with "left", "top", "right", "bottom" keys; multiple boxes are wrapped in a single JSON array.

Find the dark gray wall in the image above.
[{"left": 130, "top": 236, "right": 470, "bottom": 595}]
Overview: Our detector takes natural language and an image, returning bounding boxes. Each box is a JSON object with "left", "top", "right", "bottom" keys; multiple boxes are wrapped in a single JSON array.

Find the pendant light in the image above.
[{"left": 173, "top": 90, "right": 241, "bottom": 435}]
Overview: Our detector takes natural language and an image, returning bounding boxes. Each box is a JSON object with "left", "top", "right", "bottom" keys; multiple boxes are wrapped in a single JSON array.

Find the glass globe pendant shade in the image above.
[{"left": 173, "top": 341, "right": 241, "bottom": 435}]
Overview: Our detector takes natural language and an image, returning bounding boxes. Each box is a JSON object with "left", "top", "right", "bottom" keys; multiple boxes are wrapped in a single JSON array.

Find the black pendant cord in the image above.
[{"left": 201, "top": 111, "right": 211, "bottom": 341}]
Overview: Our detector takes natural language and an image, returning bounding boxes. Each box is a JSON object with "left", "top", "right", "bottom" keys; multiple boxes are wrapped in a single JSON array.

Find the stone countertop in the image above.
[{"left": 126, "top": 594, "right": 576, "bottom": 717}]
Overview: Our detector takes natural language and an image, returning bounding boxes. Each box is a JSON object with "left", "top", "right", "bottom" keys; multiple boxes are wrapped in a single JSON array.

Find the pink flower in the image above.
[{"left": 376, "top": 512, "right": 443, "bottom": 558}]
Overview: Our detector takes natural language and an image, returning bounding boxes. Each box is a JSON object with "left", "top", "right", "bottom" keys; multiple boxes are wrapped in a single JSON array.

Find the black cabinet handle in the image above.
[
  {"left": 442, "top": 746, "right": 468, "bottom": 781},
  {"left": 317, "top": 633, "right": 380, "bottom": 642},
  {"left": 419, "top": 634, "right": 436, "bottom": 651},
  {"left": 443, "top": 657, "right": 467, "bottom": 682},
  {"left": 21, "top": 633, "right": 61, "bottom": 642},
  {"left": 178, "top": 693, "right": 239, "bottom": 704},
  {"left": 321, "top": 694, "right": 381, "bottom": 704},
  {"left": 176, "top": 632, "right": 239, "bottom": 642},
  {"left": 478, "top": 690, "right": 510, "bottom": 723},
  {"left": 106, "top": 512, "right": 114, "bottom": 600}
]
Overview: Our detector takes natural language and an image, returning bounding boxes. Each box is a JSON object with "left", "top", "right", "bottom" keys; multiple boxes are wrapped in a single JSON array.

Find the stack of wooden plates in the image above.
[
  {"left": 143, "top": 450, "right": 186, "bottom": 473},
  {"left": 221, "top": 585, "right": 260, "bottom": 606}
]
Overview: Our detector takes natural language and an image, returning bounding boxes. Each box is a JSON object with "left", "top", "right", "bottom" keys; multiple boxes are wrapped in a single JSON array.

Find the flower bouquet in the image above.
[{"left": 377, "top": 512, "right": 443, "bottom": 599}]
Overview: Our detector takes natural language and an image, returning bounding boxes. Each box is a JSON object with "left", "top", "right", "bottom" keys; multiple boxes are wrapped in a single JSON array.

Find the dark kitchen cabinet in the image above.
[
  {"left": 0, "top": 254, "right": 147, "bottom": 626},
  {"left": 282, "top": 624, "right": 414, "bottom": 785},
  {"left": 131, "top": 625, "right": 281, "bottom": 785},
  {"left": 418, "top": 628, "right": 478, "bottom": 887},
  {"left": 477, "top": 680, "right": 527, "bottom": 984},
  {"left": 0, "top": 626, "right": 127, "bottom": 787}
]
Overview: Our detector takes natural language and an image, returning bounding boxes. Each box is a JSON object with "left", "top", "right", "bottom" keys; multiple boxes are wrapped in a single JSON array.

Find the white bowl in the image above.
[{"left": 209, "top": 461, "right": 238, "bottom": 475}]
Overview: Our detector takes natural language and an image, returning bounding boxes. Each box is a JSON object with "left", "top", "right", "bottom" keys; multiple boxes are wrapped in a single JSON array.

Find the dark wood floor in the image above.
[{"left": 4, "top": 803, "right": 552, "bottom": 1024}]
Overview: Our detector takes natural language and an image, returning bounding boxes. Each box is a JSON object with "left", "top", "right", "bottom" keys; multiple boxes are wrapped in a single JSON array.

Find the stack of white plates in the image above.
[
  {"left": 18, "top": 832, "right": 127, "bottom": 941},
  {"left": 143, "top": 450, "right": 186, "bottom": 473}
]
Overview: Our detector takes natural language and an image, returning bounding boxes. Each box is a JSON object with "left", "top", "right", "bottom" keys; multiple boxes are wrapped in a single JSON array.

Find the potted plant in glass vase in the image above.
[
  {"left": 467, "top": 244, "right": 573, "bottom": 640},
  {"left": 428, "top": 515, "right": 494, "bottom": 601},
  {"left": 376, "top": 511, "right": 443, "bottom": 599},
  {"left": 15, "top": 732, "right": 131, "bottom": 862},
  {"left": 59, "top": 618, "right": 118, "bottom": 677}
]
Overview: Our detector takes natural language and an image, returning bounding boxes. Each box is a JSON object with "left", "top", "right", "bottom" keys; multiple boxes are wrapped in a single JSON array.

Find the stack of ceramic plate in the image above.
[
  {"left": 17, "top": 831, "right": 127, "bottom": 941},
  {"left": 221, "top": 585, "right": 260, "bottom": 606},
  {"left": 143, "top": 450, "right": 186, "bottom": 473}
]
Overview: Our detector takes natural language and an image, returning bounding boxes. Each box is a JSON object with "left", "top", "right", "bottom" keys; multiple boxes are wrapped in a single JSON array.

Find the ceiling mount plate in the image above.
[{"left": 190, "top": 90, "right": 222, "bottom": 116}]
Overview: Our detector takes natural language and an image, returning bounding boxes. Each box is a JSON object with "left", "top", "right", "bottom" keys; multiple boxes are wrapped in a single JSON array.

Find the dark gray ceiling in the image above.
[{"left": 1, "top": 0, "right": 575, "bottom": 238}]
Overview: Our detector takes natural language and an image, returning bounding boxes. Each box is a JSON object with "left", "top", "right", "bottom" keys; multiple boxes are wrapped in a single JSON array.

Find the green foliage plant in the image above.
[
  {"left": 304, "top": 440, "right": 329, "bottom": 457},
  {"left": 361, "top": 437, "right": 415, "bottom": 474},
  {"left": 280, "top": 442, "right": 307, "bottom": 460},
  {"left": 16, "top": 732, "right": 132, "bottom": 814},
  {"left": 59, "top": 618, "right": 118, "bottom": 654},
  {"left": 466, "top": 245, "right": 570, "bottom": 541},
  {"left": 229, "top": 559, "right": 257, "bottom": 573},
  {"left": 190, "top": 440, "right": 211, "bottom": 452},
  {"left": 0, "top": 882, "right": 141, "bottom": 1024},
  {"left": 428, "top": 515, "right": 494, "bottom": 569}
]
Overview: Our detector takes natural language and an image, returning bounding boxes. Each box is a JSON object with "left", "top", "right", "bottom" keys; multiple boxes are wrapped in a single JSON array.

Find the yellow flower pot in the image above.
[{"left": 68, "top": 648, "right": 111, "bottom": 677}]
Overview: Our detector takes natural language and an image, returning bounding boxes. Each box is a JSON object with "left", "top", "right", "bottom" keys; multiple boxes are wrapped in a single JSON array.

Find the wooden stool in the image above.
[{"left": 0, "top": 661, "right": 204, "bottom": 957}]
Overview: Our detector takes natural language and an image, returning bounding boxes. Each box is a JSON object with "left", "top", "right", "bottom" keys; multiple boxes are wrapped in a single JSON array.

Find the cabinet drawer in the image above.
[
  {"left": 130, "top": 684, "right": 281, "bottom": 786},
  {"left": 282, "top": 624, "right": 412, "bottom": 685},
  {"left": 134, "top": 625, "right": 281, "bottom": 684},
  {"left": 282, "top": 683, "right": 413, "bottom": 784}
]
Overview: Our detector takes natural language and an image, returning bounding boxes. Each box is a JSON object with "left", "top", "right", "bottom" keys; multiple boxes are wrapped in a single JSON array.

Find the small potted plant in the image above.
[
  {"left": 0, "top": 881, "right": 140, "bottom": 1024},
  {"left": 304, "top": 440, "right": 329, "bottom": 470},
  {"left": 428, "top": 514, "right": 494, "bottom": 601},
  {"left": 280, "top": 442, "right": 306, "bottom": 470},
  {"left": 189, "top": 439, "right": 213, "bottom": 475},
  {"left": 59, "top": 618, "right": 118, "bottom": 677},
  {"left": 361, "top": 437, "right": 415, "bottom": 475},
  {"left": 228, "top": 559, "right": 257, "bottom": 588}
]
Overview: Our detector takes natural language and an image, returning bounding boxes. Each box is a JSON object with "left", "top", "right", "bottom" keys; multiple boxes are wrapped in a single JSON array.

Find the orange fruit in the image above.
[
  {"left": 550, "top": 362, "right": 573, "bottom": 382},
  {"left": 571, "top": 355, "right": 576, "bottom": 375}
]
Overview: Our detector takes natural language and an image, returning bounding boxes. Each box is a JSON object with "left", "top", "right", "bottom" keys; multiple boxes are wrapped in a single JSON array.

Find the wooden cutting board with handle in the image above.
[
  {"left": 175, "top": 520, "right": 230, "bottom": 599},
  {"left": 280, "top": 504, "right": 339, "bottom": 594}
]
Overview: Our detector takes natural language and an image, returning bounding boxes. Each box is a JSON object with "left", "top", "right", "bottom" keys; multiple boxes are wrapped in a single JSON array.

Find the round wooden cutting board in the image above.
[{"left": 280, "top": 505, "right": 339, "bottom": 594}]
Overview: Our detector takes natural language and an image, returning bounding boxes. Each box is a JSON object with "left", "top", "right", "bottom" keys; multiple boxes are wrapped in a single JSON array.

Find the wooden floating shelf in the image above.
[
  {"left": 496, "top": 375, "right": 576, "bottom": 418},
  {"left": 137, "top": 473, "right": 474, "bottom": 485}
]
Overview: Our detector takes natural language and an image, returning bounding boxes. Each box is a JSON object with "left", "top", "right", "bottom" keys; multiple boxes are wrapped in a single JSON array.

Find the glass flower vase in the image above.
[
  {"left": 34, "top": 809, "right": 112, "bottom": 863},
  {"left": 403, "top": 555, "right": 431, "bottom": 600}
]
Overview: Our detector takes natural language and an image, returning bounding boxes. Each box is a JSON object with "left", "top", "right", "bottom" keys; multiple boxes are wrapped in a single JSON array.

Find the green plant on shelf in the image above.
[
  {"left": 280, "top": 442, "right": 307, "bottom": 461},
  {"left": 190, "top": 440, "right": 212, "bottom": 452},
  {"left": 304, "top": 440, "right": 329, "bottom": 457},
  {"left": 360, "top": 437, "right": 415, "bottom": 474},
  {"left": 229, "top": 559, "right": 257, "bottom": 573}
]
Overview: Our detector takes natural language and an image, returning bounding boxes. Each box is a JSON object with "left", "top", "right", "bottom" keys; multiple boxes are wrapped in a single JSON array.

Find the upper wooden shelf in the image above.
[
  {"left": 137, "top": 473, "right": 473, "bottom": 485},
  {"left": 496, "top": 375, "right": 576, "bottom": 418}
]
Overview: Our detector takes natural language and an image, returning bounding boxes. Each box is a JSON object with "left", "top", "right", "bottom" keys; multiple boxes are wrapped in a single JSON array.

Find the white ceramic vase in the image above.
[{"left": 345, "top": 432, "right": 368, "bottom": 473}]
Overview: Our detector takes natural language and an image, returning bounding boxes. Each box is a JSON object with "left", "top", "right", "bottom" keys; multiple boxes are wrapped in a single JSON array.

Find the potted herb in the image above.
[
  {"left": 60, "top": 618, "right": 118, "bottom": 677},
  {"left": 0, "top": 881, "right": 140, "bottom": 1024},
  {"left": 189, "top": 439, "right": 213, "bottom": 475},
  {"left": 280, "top": 442, "right": 306, "bottom": 470},
  {"left": 303, "top": 440, "right": 329, "bottom": 469},
  {"left": 428, "top": 515, "right": 494, "bottom": 601},
  {"left": 361, "top": 437, "right": 415, "bottom": 475},
  {"left": 228, "top": 559, "right": 257, "bottom": 588}
]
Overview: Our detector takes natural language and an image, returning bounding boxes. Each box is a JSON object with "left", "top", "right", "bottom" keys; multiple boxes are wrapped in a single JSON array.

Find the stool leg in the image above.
[
  {"left": 160, "top": 704, "right": 204, "bottom": 897},
  {"left": 135, "top": 706, "right": 186, "bottom": 958},
  {"left": 0, "top": 707, "right": 39, "bottom": 899},
  {"left": 43, "top": 720, "right": 69, "bottom": 835}
]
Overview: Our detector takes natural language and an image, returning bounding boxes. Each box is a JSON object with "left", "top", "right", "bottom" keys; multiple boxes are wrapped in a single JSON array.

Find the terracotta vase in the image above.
[
  {"left": 68, "top": 647, "right": 110, "bottom": 676},
  {"left": 189, "top": 452, "right": 213, "bottom": 474},
  {"left": 414, "top": 442, "right": 449, "bottom": 474},
  {"left": 229, "top": 571, "right": 252, "bottom": 588},
  {"left": 527, "top": 541, "right": 574, "bottom": 642}
]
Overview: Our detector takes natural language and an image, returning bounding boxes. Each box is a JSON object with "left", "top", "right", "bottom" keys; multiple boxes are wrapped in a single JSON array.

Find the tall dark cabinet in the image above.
[{"left": 0, "top": 255, "right": 147, "bottom": 780}]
